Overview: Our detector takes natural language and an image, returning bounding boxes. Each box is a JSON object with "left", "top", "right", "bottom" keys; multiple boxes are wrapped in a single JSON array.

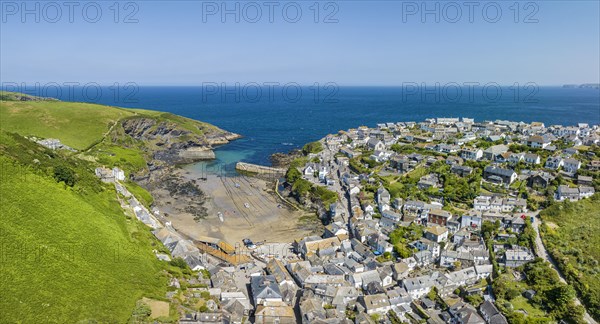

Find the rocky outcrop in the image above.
[
  {"left": 0, "top": 91, "right": 58, "bottom": 102},
  {"left": 270, "top": 149, "right": 303, "bottom": 168},
  {"left": 121, "top": 117, "right": 238, "bottom": 165}
]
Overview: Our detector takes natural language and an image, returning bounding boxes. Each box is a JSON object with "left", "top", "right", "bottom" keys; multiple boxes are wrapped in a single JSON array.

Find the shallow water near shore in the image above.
[{"left": 183, "top": 144, "right": 254, "bottom": 176}]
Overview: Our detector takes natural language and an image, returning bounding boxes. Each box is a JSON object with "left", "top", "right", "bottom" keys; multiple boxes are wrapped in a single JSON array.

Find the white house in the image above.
[
  {"left": 526, "top": 135, "right": 551, "bottom": 148},
  {"left": 367, "top": 139, "right": 386, "bottom": 151},
  {"left": 545, "top": 157, "right": 563, "bottom": 170},
  {"left": 562, "top": 158, "right": 581, "bottom": 173},
  {"left": 112, "top": 167, "right": 125, "bottom": 181},
  {"left": 523, "top": 153, "right": 541, "bottom": 165},
  {"left": 460, "top": 148, "right": 483, "bottom": 161}
]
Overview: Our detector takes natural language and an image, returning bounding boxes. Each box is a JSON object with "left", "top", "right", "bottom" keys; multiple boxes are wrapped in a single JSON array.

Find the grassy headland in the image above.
[
  {"left": 540, "top": 195, "right": 600, "bottom": 321},
  {"left": 0, "top": 92, "right": 237, "bottom": 322}
]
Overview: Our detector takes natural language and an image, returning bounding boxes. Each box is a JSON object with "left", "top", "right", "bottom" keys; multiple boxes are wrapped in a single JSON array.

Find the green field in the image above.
[
  {"left": 0, "top": 131, "right": 169, "bottom": 323},
  {"left": 0, "top": 94, "right": 230, "bottom": 322},
  {"left": 0, "top": 92, "right": 224, "bottom": 152},
  {"left": 0, "top": 99, "right": 131, "bottom": 150},
  {"left": 540, "top": 195, "right": 600, "bottom": 321}
]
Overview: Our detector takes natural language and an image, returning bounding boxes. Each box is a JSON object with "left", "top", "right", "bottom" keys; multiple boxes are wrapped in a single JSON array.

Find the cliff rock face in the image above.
[{"left": 121, "top": 117, "right": 238, "bottom": 165}]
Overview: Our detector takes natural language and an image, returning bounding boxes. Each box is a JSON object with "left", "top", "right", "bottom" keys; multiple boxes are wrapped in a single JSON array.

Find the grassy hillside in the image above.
[
  {"left": 540, "top": 195, "right": 600, "bottom": 321},
  {"left": 0, "top": 91, "right": 226, "bottom": 151},
  {"left": 0, "top": 131, "right": 170, "bottom": 323},
  {"left": 0, "top": 99, "right": 130, "bottom": 150},
  {"left": 0, "top": 93, "right": 239, "bottom": 322}
]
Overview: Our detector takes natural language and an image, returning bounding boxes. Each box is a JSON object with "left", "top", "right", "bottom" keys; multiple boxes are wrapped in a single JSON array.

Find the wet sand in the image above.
[{"left": 154, "top": 169, "right": 313, "bottom": 246}]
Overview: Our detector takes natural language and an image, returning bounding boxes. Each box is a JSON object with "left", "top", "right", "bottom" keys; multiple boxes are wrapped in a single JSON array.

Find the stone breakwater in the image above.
[
  {"left": 179, "top": 147, "right": 216, "bottom": 160},
  {"left": 235, "top": 162, "right": 286, "bottom": 176}
]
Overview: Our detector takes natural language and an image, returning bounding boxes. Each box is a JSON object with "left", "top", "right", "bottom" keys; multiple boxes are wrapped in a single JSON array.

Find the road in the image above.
[{"left": 530, "top": 212, "right": 597, "bottom": 324}]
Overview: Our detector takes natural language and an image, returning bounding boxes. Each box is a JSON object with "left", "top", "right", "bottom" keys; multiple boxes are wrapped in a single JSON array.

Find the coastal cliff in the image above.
[
  {"left": 120, "top": 115, "right": 239, "bottom": 166},
  {"left": 0, "top": 93, "right": 233, "bottom": 322},
  {"left": 0, "top": 91, "right": 241, "bottom": 218}
]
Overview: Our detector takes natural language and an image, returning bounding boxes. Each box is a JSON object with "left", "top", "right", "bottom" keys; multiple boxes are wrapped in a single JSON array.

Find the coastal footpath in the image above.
[{"left": 0, "top": 92, "right": 241, "bottom": 322}]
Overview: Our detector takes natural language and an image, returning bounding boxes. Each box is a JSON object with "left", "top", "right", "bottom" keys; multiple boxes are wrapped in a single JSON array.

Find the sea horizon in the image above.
[{"left": 30, "top": 85, "right": 600, "bottom": 168}]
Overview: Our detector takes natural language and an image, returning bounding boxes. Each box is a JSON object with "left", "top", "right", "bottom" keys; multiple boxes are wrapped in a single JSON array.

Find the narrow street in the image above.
[{"left": 531, "top": 213, "right": 597, "bottom": 324}]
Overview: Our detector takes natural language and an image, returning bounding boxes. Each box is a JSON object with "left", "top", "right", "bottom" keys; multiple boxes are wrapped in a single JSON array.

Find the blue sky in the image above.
[{"left": 1, "top": 1, "right": 599, "bottom": 85}]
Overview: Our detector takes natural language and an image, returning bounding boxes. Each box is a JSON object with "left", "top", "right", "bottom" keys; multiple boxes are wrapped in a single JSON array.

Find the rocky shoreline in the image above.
[{"left": 120, "top": 114, "right": 244, "bottom": 225}]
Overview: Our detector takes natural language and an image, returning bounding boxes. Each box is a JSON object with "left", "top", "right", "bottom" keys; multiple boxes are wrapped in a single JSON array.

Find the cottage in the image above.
[
  {"left": 340, "top": 146, "right": 359, "bottom": 158},
  {"left": 417, "top": 174, "right": 439, "bottom": 190},
  {"left": 461, "top": 213, "right": 482, "bottom": 230},
  {"left": 254, "top": 301, "right": 295, "bottom": 324},
  {"left": 523, "top": 153, "right": 541, "bottom": 165},
  {"left": 303, "top": 164, "right": 316, "bottom": 176},
  {"left": 451, "top": 303, "right": 485, "bottom": 324},
  {"left": 424, "top": 226, "right": 448, "bottom": 243},
  {"left": 403, "top": 274, "right": 436, "bottom": 299},
  {"left": 483, "top": 145, "right": 509, "bottom": 160},
  {"left": 376, "top": 187, "right": 391, "bottom": 206},
  {"left": 556, "top": 185, "right": 595, "bottom": 201},
  {"left": 508, "top": 153, "right": 524, "bottom": 164},
  {"left": 451, "top": 165, "right": 473, "bottom": 177},
  {"left": 504, "top": 248, "right": 535, "bottom": 267},
  {"left": 410, "top": 238, "right": 441, "bottom": 258},
  {"left": 266, "top": 259, "right": 296, "bottom": 288},
  {"left": 562, "top": 158, "right": 581, "bottom": 173},
  {"left": 545, "top": 156, "right": 563, "bottom": 170},
  {"left": 359, "top": 293, "right": 391, "bottom": 315},
  {"left": 428, "top": 209, "right": 453, "bottom": 226},
  {"left": 479, "top": 300, "right": 508, "bottom": 324},
  {"left": 251, "top": 275, "right": 283, "bottom": 306},
  {"left": 367, "top": 138, "right": 386, "bottom": 151},
  {"left": 392, "top": 262, "right": 410, "bottom": 281},
  {"left": 460, "top": 148, "right": 483, "bottom": 161},
  {"left": 526, "top": 135, "right": 551, "bottom": 148},
  {"left": 298, "top": 236, "right": 341, "bottom": 258},
  {"left": 299, "top": 298, "right": 326, "bottom": 323},
  {"left": 483, "top": 166, "right": 517, "bottom": 185},
  {"left": 527, "top": 172, "right": 555, "bottom": 189}
]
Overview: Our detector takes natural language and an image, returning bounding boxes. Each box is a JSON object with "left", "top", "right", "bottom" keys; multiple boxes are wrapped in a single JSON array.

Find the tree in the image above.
[
  {"left": 544, "top": 285, "right": 581, "bottom": 320},
  {"left": 285, "top": 167, "right": 302, "bottom": 183},
  {"left": 169, "top": 257, "right": 189, "bottom": 270},
  {"left": 53, "top": 165, "right": 76, "bottom": 187},
  {"left": 302, "top": 141, "right": 323, "bottom": 154},
  {"left": 292, "top": 179, "right": 312, "bottom": 196}
]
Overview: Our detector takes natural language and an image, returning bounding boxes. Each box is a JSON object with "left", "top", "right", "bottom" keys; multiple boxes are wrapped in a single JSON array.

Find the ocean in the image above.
[{"left": 51, "top": 85, "right": 600, "bottom": 169}]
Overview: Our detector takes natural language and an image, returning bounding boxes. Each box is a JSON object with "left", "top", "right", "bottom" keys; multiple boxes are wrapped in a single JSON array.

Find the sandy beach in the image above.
[{"left": 151, "top": 169, "right": 315, "bottom": 246}]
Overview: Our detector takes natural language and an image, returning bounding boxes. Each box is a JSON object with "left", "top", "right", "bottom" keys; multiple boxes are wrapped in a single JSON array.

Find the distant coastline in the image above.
[{"left": 44, "top": 85, "right": 600, "bottom": 167}]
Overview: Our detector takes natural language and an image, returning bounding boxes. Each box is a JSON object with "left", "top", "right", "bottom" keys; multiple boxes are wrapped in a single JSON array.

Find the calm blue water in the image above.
[{"left": 53, "top": 86, "right": 599, "bottom": 168}]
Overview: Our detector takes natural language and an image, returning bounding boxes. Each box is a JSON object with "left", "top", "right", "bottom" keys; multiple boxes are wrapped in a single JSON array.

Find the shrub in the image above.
[
  {"left": 302, "top": 141, "right": 323, "bottom": 154},
  {"left": 169, "top": 257, "right": 189, "bottom": 270},
  {"left": 285, "top": 167, "right": 302, "bottom": 184},
  {"left": 53, "top": 165, "right": 76, "bottom": 187}
]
